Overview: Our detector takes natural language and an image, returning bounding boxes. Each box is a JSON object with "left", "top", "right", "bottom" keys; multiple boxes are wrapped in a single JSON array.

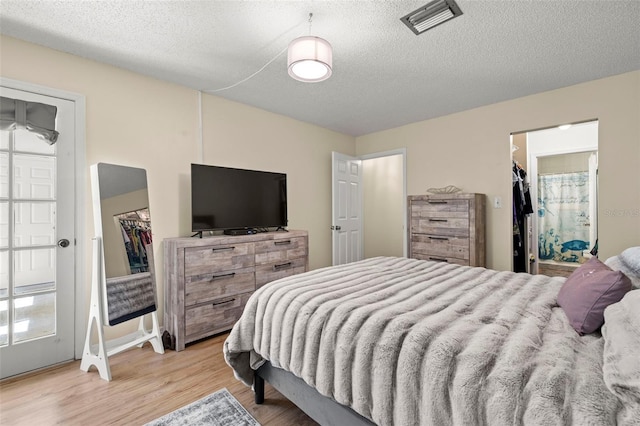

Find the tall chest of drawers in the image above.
[
  {"left": 164, "top": 230, "right": 308, "bottom": 351},
  {"left": 408, "top": 194, "right": 486, "bottom": 267}
]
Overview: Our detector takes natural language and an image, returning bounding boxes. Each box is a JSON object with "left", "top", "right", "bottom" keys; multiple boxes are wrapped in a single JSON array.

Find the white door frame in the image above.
[
  {"left": 331, "top": 148, "right": 407, "bottom": 264},
  {"left": 1, "top": 77, "right": 87, "bottom": 360}
]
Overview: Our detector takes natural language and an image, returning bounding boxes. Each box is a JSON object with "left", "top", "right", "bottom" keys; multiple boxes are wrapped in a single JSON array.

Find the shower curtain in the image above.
[{"left": 537, "top": 171, "right": 590, "bottom": 263}]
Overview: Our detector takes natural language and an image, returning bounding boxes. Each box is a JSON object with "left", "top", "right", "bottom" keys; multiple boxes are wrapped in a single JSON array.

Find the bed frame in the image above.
[{"left": 254, "top": 361, "right": 375, "bottom": 426}]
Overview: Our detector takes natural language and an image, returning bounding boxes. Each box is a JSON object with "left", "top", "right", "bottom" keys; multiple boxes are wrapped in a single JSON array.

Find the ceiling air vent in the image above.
[{"left": 401, "top": 0, "right": 463, "bottom": 35}]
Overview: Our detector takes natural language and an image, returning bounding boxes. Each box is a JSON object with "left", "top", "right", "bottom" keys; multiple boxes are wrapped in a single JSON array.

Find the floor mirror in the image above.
[{"left": 80, "top": 162, "right": 164, "bottom": 381}]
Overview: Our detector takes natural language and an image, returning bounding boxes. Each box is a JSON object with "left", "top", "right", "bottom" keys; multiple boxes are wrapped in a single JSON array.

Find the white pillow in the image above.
[
  {"left": 605, "top": 246, "right": 640, "bottom": 289},
  {"left": 620, "top": 246, "right": 640, "bottom": 274},
  {"left": 601, "top": 290, "right": 640, "bottom": 421}
]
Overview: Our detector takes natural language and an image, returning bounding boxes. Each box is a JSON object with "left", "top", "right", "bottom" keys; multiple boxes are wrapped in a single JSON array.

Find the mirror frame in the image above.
[{"left": 90, "top": 162, "right": 157, "bottom": 326}]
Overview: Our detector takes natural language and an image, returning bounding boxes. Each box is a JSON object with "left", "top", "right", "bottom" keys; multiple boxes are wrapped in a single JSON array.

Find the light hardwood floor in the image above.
[{"left": 0, "top": 332, "right": 317, "bottom": 425}]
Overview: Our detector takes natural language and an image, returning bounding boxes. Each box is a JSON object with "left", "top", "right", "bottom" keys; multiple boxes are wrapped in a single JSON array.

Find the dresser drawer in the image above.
[
  {"left": 184, "top": 243, "right": 255, "bottom": 276},
  {"left": 185, "top": 292, "right": 252, "bottom": 342},
  {"left": 185, "top": 267, "right": 255, "bottom": 307},
  {"left": 410, "top": 216, "right": 470, "bottom": 237},
  {"left": 412, "top": 253, "right": 468, "bottom": 266},
  {"left": 411, "top": 234, "right": 470, "bottom": 260},
  {"left": 410, "top": 198, "right": 469, "bottom": 215},
  {"left": 255, "top": 236, "right": 307, "bottom": 263},
  {"left": 255, "top": 256, "right": 308, "bottom": 288}
]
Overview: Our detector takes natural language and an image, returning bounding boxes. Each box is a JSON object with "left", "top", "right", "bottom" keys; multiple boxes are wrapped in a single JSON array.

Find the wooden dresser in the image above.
[
  {"left": 164, "top": 230, "right": 308, "bottom": 351},
  {"left": 408, "top": 193, "right": 486, "bottom": 267}
]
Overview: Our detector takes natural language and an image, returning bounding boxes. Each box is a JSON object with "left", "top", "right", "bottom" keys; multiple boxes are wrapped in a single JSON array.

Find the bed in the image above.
[{"left": 224, "top": 253, "right": 640, "bottom": 425}]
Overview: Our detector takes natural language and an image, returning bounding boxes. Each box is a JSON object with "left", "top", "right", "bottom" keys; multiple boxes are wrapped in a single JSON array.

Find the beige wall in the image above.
[
  {"left": 0, "top": 35, "right": 353, "bottom": 341},
  {"left": 512, "top": 133, "right": 527, "bottom": 167},
  {"left": 200, "top": 94, "right": 354, "bottom": 270},
  {"left": 538, "top": 152, "right": 592, "bottom": 174},
  {"left": 356, "top": 71, "right": 640, "bottom": 270}
]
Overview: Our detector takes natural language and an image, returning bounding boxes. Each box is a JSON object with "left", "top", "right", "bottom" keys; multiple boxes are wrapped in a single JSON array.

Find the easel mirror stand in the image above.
[{"left": 79, "top": 237, "right": 164, "bottom": 381}]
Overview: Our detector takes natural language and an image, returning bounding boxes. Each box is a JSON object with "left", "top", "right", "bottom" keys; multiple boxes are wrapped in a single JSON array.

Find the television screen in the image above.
[{"left": 191, "top": 164, "right": 287, "bottom": 232}]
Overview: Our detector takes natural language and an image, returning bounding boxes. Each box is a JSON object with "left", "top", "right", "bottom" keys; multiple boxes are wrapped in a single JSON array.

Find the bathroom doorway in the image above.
[{"left": 511, "top": 120, "right": 598, "bottom": 277}]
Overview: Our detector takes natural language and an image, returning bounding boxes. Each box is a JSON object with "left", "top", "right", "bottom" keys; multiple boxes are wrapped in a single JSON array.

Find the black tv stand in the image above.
[{"left": 224, "top": 228, "right": 258, "bottom": 236}]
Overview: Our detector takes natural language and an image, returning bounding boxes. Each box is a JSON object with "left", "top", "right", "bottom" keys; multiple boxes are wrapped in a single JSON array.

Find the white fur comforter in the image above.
[{"left": 224, "top": 257, "right": 627, "bottom": 425}]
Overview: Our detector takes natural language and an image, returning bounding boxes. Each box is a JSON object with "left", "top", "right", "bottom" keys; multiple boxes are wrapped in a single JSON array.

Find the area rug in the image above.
[{"left": 145, "top": 388, "right": 260, "bottom": 426}]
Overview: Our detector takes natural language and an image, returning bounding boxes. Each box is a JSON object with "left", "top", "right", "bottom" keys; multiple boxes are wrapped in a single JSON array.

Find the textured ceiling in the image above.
[{"left": 1, "top": 0, "right": 639, "bottom": 136}]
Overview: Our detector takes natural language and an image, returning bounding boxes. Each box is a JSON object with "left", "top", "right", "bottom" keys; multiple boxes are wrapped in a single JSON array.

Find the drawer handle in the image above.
[
  {"left": 212, "top": 298, "right": 235, "bottom": 306},
  {"left": 428, "top": 219, "right": 448, "bottom": 223},
  {"left": 212, "top": 272, "right": 236, "bottom": 280},
  {"left": 212, "top": 246, "right": 235, "bottom": 252},
  {"left": 427, "top": 200, "right": 448, "bottom": 204},
  {"left": 273, "top": 262, "right": 292, "bottom": 271},
  {"left": 429, "top": 236, "right": 449, "bottom": 241},
  {"left": 274, "top": 240, "right": 292, "bottom": 246},
  {"left": 429, "top": 257, "right": 449, "bottom": 263}
]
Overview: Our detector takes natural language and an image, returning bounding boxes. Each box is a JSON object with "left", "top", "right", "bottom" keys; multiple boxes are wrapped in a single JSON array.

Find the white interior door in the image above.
[
  {"left": 0, "top": 87, "right": 76, "bottom": 379},
  {"left": 331, "top": 152, "right": 362, "bottom": 265}
]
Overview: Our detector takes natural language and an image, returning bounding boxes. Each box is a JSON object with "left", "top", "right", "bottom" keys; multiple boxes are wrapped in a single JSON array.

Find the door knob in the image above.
[
  {"left": 331, "top": 226, "right": 342, "bottom": 231},
  {"left": 57, "top": 239, "right": 70, "bottom": 248}
]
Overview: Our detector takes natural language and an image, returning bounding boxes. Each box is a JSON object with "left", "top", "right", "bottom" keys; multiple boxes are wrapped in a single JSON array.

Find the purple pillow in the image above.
[{"left": 557, "top": 256, "right": 632, "bottom": 335}]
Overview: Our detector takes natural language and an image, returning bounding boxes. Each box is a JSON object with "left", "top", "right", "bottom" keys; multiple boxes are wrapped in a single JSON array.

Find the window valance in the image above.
[{"left": 0, "top": 96, "right": 59, "bottom": 144}]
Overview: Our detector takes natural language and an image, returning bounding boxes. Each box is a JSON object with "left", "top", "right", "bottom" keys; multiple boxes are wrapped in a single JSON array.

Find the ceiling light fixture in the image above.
[
  {"left": 401, "top": 0, "right": 463, "bottom": 35},
  {"left": 558, "top": 124, "right": 572, "bottom": 130},
  {"left": 287, "top": 13, "right": 332, "bottom": 83}
]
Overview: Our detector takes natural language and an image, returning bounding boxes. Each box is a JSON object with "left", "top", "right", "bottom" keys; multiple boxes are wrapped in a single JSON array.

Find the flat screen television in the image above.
[{"left": 190, "top": 164, "right": 287, "bottom": 232}]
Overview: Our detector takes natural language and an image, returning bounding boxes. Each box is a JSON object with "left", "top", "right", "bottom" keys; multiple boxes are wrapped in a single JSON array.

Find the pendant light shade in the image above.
[{"left": 287, "top": 36, "right": 333, "bottom": 82}]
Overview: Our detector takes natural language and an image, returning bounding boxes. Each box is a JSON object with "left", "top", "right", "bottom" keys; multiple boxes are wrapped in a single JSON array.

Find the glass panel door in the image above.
[
  {"left": 0, "top": 87, "right": 76, "bottom": 379},
  {"left": 5, "top": 132, "right": 57, "bottom": 344}
]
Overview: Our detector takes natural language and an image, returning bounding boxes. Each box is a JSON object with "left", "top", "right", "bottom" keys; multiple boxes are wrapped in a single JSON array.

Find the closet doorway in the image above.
[
  {"left": 511, "top": 120, "right": 598, "bottom": 277},
  {"left": 361, "top": 151, "right": 406, "bottom": 258}
]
